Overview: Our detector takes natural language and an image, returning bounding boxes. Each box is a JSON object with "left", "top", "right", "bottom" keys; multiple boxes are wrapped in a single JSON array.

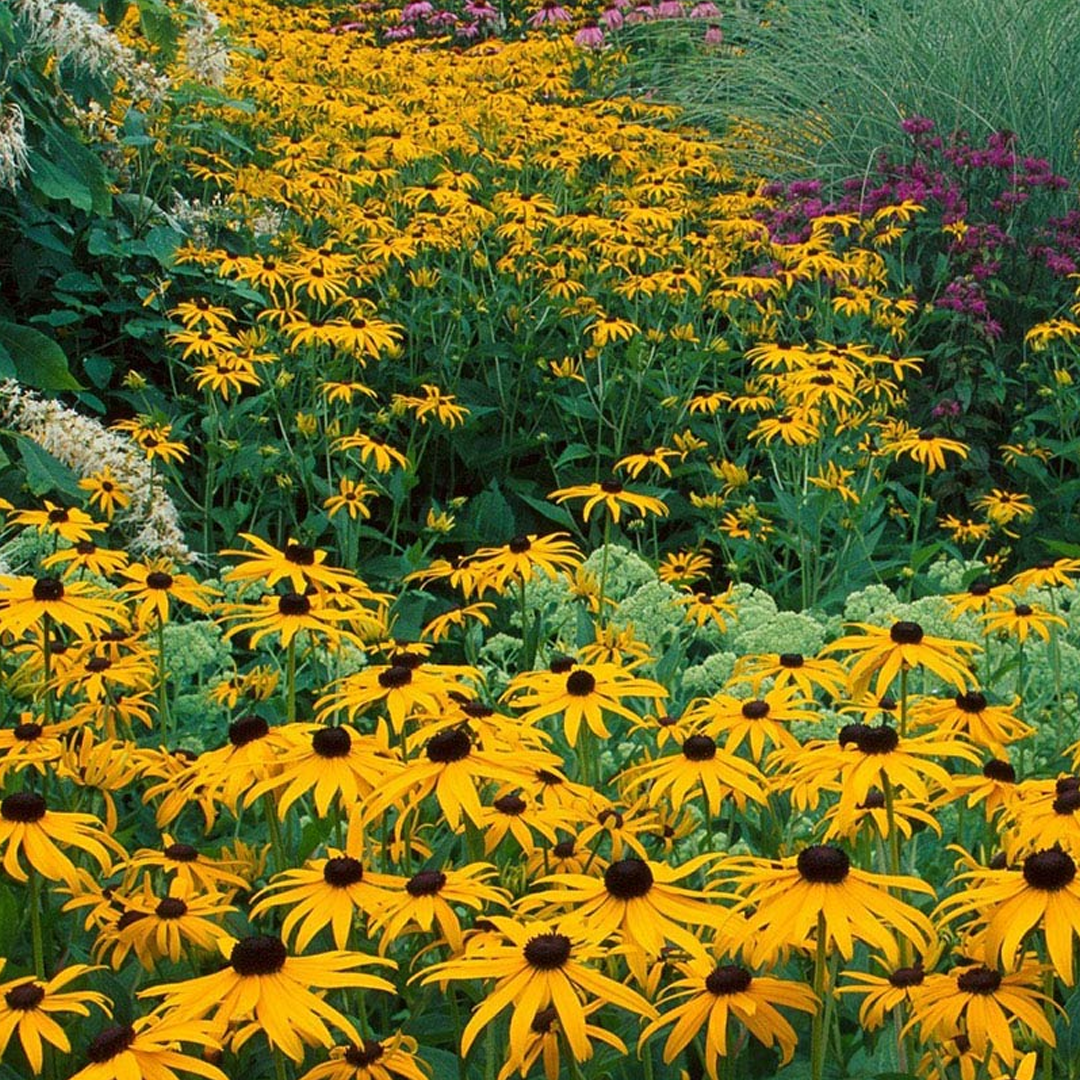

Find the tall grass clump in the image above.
[{"left": 622, "top": 0, "right": 1080, "bottom": 188}]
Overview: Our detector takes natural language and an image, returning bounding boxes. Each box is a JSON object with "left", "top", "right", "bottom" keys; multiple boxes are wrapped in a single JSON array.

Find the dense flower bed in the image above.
[{"left": 2, "top": 2, "right": 1080, "bottom": 1079}]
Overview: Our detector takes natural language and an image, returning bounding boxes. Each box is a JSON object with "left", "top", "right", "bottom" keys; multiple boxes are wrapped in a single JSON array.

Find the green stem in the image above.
[
  {"left": 899, "top": 666, "right": 909, "bottom": 738},
  {"left": 155, "top": 616, "right": 170, "bottom": 737},
  {"left": 41, "top": 613, "right": 54, "bottom": 725},
  {"left": 1043, "top": 967, "right": 1056, "bottom": 1080},
  {"left": 810, "top": 910, "right": 829, "bottom": 1080},
  {"left": 263, "top": 793, "right": 287, "bottom": 875},
  {"left": 273, "top": 1047, "right": 290, "bottom": 1080},
  {"left": 598, "top": 514, "right": 612, "bottom": 629},
  {"left": 286, "top": 636, "right": 297, "bottom": 724},
  {"left": 29, "top": 866, "right": 45, "bottom": 977}
]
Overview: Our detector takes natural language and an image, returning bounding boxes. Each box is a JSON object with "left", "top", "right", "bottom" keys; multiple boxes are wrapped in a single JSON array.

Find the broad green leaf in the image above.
[
  {"left": 16, "top": 435, "right": 84, "bottom": 499},
  {"left": 0, "top": 321, "right": 82, "bottom": 390}
]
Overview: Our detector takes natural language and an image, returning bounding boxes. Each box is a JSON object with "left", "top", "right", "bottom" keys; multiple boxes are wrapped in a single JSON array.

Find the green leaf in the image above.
[
  {"left": 16, "top": 436, "right": 84, "bottom": 499},
  {"left": 0, "top": 321, "right": 82, "bottom": 390},
  {"left": 137, "top": 0, "right": 180, "bottom": 59}
]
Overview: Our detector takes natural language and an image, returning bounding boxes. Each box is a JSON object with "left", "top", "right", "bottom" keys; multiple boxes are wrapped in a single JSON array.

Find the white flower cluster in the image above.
[
  {"left": 0, "top": 380, "right": 191, "bottom": 562},
  {"left": 0, "top": 101, "right": 29, "bottom": 191},
  {"left": 11, "top": 0, "right": 171, "bottom": 108},
  {"left": 183, "top": 0, "right": 231, "bottom": 89}
]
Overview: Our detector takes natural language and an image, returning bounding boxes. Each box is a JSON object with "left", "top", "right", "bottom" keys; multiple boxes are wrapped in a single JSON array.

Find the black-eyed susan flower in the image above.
[
  {"left": 0, "top": 792, "right": 124, "bottom": 886},
  {"left": 936, "top": 847, "right": 1080, "bottom": 983},
  {"left": 979, "top": 602, "right": 1067, "bottom": 644},
  {"left": 0, "top": 575, "right": 123, "bottom": 639},
  {"left": 618, "top": 733, "right": 769, "bottom": 815},
  {"left": 119, "top": 835, "right": 249, "bottom": 894},
  {"left": 821, "top": 787, "right": 942, "bottom": 842},
  {"left": 616, "top": 446, "right": 682, "bottom": 479},
  {"left": 299, "top": 1034, "right": 431, "bottom": 1080},
  {"left": 656, "top": 550, "right": 712, "bottom": 587},
  {"left": 366, "top": 863, "right": 509, "bottom": 954},
  {"left": 219, "top": 590, "right": 366, "bottom": 649},
  {"left": 0, "top": 963, "right": 110, "bottom": 1074},
  {"left": 419, "top": 916, "right": 655, "bottom": 1065},
  {"left": 41, "top": 542, "right": 130, "bottom": 579},
  {"left": 573, "top": 796, "right": 660, "bottom": 861},
  {"left": 547, "top": 479, "right": 668, "bottom": 523},
  {"left": 78, "top": 468, "right": 132, "bottom": 520},
  {"left": 672, "top": 585, "right": 736, "bottom": 632},
  {"left": 974, "top": 489, "right": 1035, "bottom": 530},
  {"left": 324, "top": 478, "right": 377, "bottom": 520},
  {"left": 10, "top": 502, "right": 107, "bottom": 543},
  {"left": 494, "top": 1001, "right": 623, "bottom": 1080},
  {"left": 503, "top": 660, "right": 667, "bottom": 747},
  {"left": 477, "top": 791, "right": 575, "bottom": 857},
  {"left": 912, "top": 692, "right": 1033, "bottom": 755},
  {"left": 1010, "top": 557, "right": 1080, "bottom": 593},
  {"left": 903, "top": 958, "right": 1055, "bottom": 1064},
  {"left": 68, "top": 1014, "right": 228, "bottom": 1080},
  {"left": 519, "top": 854, "right": 727, "bottom": 956},
  {"left": 821, "top": 619, "right": 979, "bottom": 698},
  {"left": 639, "top": 954, "right": 818, "bottom": 1076},
  {"left": 730, "top": 651, "right": 848, "bottom": 699},
  {"left": 944, "top": 579, "right": 1016, "bottom": 618},
  {"left": 722, "top": 845, "right": 935, "bottom": 965},
  {"left": 118, "top": 560, "right": 217, "bottom": 627},
  {"left": 220, "top": 534, "right": 368, "bottom": 595},
  {"left": 251, "top": 851, "right": 403, "bottom": 951},
  {"left": 139, "top": 936, "right": 396, "bottom": 1062},
  {"left": 245, "top": 722, "right": 399, "bottom": 819},
  {"left": 839, "top": 961, "right": 928, "bottom": 1031},
  {"left": 891, "top": 430, "right": 969, "bottom": 473},
  {"left": 335, "top": 432, "right": 411, "bottom": 473},
  {"left": 422, "top": 602, "right": 496, "bottom": 645},
  {"left": 467, "top": 533, "right": 583, "bottom": 591},
  {"left": 690, "top": 684, "right": 818, "bottom": 760}
]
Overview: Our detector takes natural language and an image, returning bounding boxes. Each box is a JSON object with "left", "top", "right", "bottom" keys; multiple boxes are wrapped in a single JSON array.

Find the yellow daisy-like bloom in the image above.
[
  {"left": 616, "top": 446, "right": 682, "bottom": 479},
  {"left": 69, "top": 1014, "right": 228, "bottom": 1080},
  {"left": 672, "top": 586, "right": 736, "bottom": 632},
  {"left": 420, "top": 916, "right": 655, "bottom": 1064},
  {"left": 821, "top": 786, "right": 943, "bottom": 842},
  {"left": 903, "top": 959, "right": 1055, "bottom": 1065},
  {"left": 422, "top": 602, "right": 497, "bottom": 645},
  {"left": 366, "top": 863, "right": 510, "bottom": 955},
  {"left": 729, "top": 650, "right": 848, "bottom": 699},
  {"left": 495, "top": 1000, "right": 624, "bottom": 1080},
  {"left": 935, "top": 847, "right": 1080, "bottom": 983},
  {"left": 477, "top": 791, "right": 576, "bottom": 858},
  {"left": 466, "top": 533, "right": 584, "bottom": 591},
  {"left": 219, "top": 590, "right": 369, "bottom": 649},
  {"left": 41, "top": 541, "right": 130, "bottom": 579},
  {"left": 618, "top": 733, "right": 769, "bottom": 815},
  {"left": 78, "top": 468, "right": 132, "bottom": 520},
  {"left": 519, "top": 854, "right": 728, "bottom": 956},
  {"left": 1010, "top": 557, "right": 1080, "bottom": 593},
  {"left": 299, "top": 1034, "right": 431, "bottom": 1080},
  {"left": 0, "top": 963, "right": 111, "bottom": 1074},
  {"left": 892, "top": 429, "right": 969, "bottom": 473},
  {"left": 220, "top": 534, "right": 367, "bottom": 595},
  {"left": 722, "top": 845, "right": 935, "bottom": 965},
  {"left": 251, "top": 851, "right": 403, "bottom": 952},
  {"left": 689, "top": 684, "right": 819, "bottom": 760},
  {"left": 944, "top": 578, "right": 1016, "bottom": 618},
  {"left": 911, "top": 692, "right": 1033, "bottom": 756},
  {"left": 119, "top": 834, "right": 249, "bottom": 895},
  {"left": 324, "top": 478, "right": 377, "bottom": 520},
  {"left": 139, "top": 935, "right": 397, "bottom": 1063},
  {"left": 839, "top": 961, "right": 929, "bottom": 1031},
  {"left": 0, "top": 575, "right": 123, "bottom": 639},
  {"left": 639, "top": 954, "right": 818, "bottom": 1075},
  {"left": 0, "top": 791, "right": 124, "bottom": 886},
  {"left": 335, "top": 432, "right": 411, "bottom": 473},
  {"left": 9, "top": 502, "right": 107, "bottom": 543},
  {"left": 821, "top": 619, "right": 979, "bottom": 698},
  {"left": 656, "top": 550, "right": 713, "bottom": 587},
  {"left": 974, "top": 489, "right": 1035, "bottom": 528},
  {"left": 244, "top": 722, "right": 400, "bottom": 819},
  {"left": 547, "top": 479, "right": 668, "bottom": 523},
  {"left": 118, "top": 560, "right": 217, "bottom": 627},
  {"left": 503, "top": 659, "right": 667, "bottom": 747},
  {"left": 979, "top": 601, "right": 1067, "bottom": 644}
]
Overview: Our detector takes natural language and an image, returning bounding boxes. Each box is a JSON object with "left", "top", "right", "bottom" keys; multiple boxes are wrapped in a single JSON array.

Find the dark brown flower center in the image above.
[
  {"left": 115, "top": 911, "right": 146, "bottom": 931},
  {"left": 285, "top": 543, "right": 316, "bottom": 565},
  {"left": 968, "top": 581, "right": 991, "bottom": 596},
  {"left": 86, "top": 1025, "right": 136, "bottom": 1063},
  {"left": 956, "top": 966, "right": 1002, "bottom": 994},
  {"left": 344, "top": 1041, "right": 385, "bottom": 1066},
  {"left": 228, "top": 715, "right": 269, "bottom": 747},
  {"left": 600, "top": 479, "right": 623, "bottom": 494},
  {"left": 741, "top": 699, "right": 769, "bottom": 719},
  {"left": 278, "top": 592, "right": 310, "bottom": 616},
  {"left": 494, "top": 794, "right": 527, "bottom": 816},
  {"left": 955, "top": 691, "right": 987, "bottom": 713},
  {"left": 705, "top": 965, "right": 752, "bottom": 995},
  {"left": 5, "top": 981, "right": 45, "bottom": 1010},
  {"left": 462, "top": 701, "right": 494, "bottom": 718},
  {"left": 32, "top": 577, "right": 64, "bottom": 602},
  {"left": 426, "top": 728, "right": 472, "bottom": 763},
  {"left": 523, "top": 933, "right": 572, "bottom": 969},
  {"left": 85, "top": 657, "right": 112, "bottom": 673},
  {"left": 797, "top": 845, "right": 850, "bottom": 883},
  {"left": 48, "top": 508, "right": 70, "bottom": 523},
  {"left": 779, "top": 653, "right": 804, "bottom": 668},
  {"left": 549, "top": 655, "right": 575, "bottom": 674},
  {"left": 682, "top": 734, "right": 717, "bottom": 761},
  {"left": 1014, "top": 604, "right": 1034, "bottom": 617},
  {"left": 1, "top": 792, "right": 47, "bottom": 823},
  {"left": 889, "top": 620, "right": 924, "bottom": 645},
  {"left": 838, "top": 723, "right": 870, "bottom": 747},
  {"left": 508, "top": 535, "right": 532, "bottom": 554},
  {"left": 1054, "top": 787, "right": 1080, "bottom": 815},
  {"left": 14, "top": 722, "right": 43, "bottom": 742},
  {"left": 858, "top": 790, "right": 886, "bottom": 810},
  {"left": 163, "top": 842, "right": 199, "bottom": 862},
  {"left": 888, "top": 965, "right": 925, "bottom": 988},
  {"left": 406, "top": 869, "right": 447, "bottom": 896},
  {"left": 230, "top": 935, "right": 288, "bottom": 975},
  {"left": 324, "top": 856, "right": 365, "bottom": 887},
  {"left": 604, "top": 858, "right": 654, "bottom": 899},
  {"left": 156, "top": 897, "right": 188, "bottom": 919},
  {"left": 146, "top": 571, "right": 174, "bottom": 590},
  {"left": 565, "top": 670, "right": 595, "bottom": 696},
  {"left": 854, "top": 725, "right": 899, "bottom": 754},
  {"left": 388, "top": 650, "right": 424, "bottom": 670},
  {"left": 982, "top": 759, "right": 1016, "bottom": 782},
  {"left": 1023, "top": 848, "right": 1076, "bottom": 891},
  {"left": 312, "top": 726, "right": 352, "bottom": 758},
  {"left": 553, "top": 839, "right": 576, "bottom": 858},
  {"left": 378, "top": 665, "right": 413, "bottom": 688}
]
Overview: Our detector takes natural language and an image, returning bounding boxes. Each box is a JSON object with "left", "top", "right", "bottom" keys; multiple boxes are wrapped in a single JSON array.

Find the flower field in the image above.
[{"left": 2, "top": 1, "right": 1080, "bottom": 1078}]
